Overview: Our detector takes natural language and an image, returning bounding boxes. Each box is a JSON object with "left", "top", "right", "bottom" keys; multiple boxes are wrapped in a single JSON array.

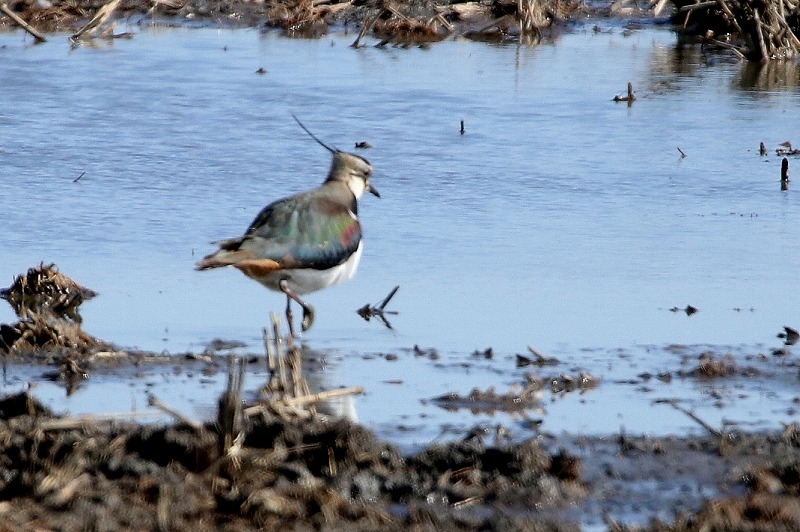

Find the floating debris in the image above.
[
  {"left": 354, "top": 141, "right": 372, "bottom": 149},
  {"left": 777, "top": 140, "right": 800, "bottom": 156},
  {"left": 678, "top": 352, "right": 759, "bottom": 379},
  {"left": 545, "top": 371, "right": 599, "bottom": 394},
  {"left": 472, "top": 347, "right": 494, "bottom": 359},
  {"left": 613, "top": 82, "right": 636, "bottom": 105},
  {"left": 778, "top": 326, "right": 799, "bottom": 346},
  {"left": 356, "top": 285, "right": 399, "bottom": 329},
  {"left": 429, "top": 383, "right": 545, "bottom": 415},
  {"left": 669, "top": 305, "right": 698, "bottom": 316},
  {"left": 516, "top": 345, "right": 560, "bottom": 367}
]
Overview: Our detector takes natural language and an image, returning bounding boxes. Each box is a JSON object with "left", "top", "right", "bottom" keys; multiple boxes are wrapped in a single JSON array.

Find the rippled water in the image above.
[{"left": 2, "top": 22, "right": 800, "bottom": 444}]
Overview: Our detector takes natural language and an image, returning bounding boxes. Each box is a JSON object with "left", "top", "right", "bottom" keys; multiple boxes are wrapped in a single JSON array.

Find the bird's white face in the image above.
[{"left": 338, "top": 152, "right": 379, "bottom": 199}]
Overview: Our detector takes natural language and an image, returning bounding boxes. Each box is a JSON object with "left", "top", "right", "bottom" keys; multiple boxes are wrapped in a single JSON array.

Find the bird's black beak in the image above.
[{"left": 368, "top": 183, "right": 381, "bottom": 198}]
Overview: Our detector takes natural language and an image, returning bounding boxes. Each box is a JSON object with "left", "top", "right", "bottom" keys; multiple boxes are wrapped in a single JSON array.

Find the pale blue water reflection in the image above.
[{"left": 1, "top": 24, "right": 799, "bottom": 441}]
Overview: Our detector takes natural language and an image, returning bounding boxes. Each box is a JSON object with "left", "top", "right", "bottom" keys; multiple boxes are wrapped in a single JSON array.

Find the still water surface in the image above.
[{"left": 1, "top": 23, "right": 799, "bottom": 444}]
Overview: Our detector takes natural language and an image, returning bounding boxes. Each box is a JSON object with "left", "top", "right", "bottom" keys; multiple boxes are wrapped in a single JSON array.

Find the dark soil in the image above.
[{"left": 0, "top": 385, "right": 797, "bottom": 530}]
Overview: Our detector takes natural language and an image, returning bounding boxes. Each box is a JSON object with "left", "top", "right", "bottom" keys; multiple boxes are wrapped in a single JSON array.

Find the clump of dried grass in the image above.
[
  {"left": 1, "top": 263, "right": 96, "bottom": 323},
  {"left": 0, "top": 264, "right": 104, "bottom": 358}
]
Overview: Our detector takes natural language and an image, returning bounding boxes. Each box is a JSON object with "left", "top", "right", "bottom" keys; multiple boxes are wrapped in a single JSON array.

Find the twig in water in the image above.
[
  {"left": 356, "top": 285, "right": 399, "bottom": 329},
  {"left": 0, "top": 3, "right": 47, "bottom": 42},
  {"left": 73, "top": 172, "right": 86, "bottom": 183},
  {"left": 460, "top": 119, "right": 465, "bottom": 135},
  {"left": 677, "top": 147, "right": 687, "bottom": 158},
  {"left": 781, "top": 158, "right": 790, "bottom": 190},
  {"left": 654, "top": 398, "right": 721, "bottom": 438}
]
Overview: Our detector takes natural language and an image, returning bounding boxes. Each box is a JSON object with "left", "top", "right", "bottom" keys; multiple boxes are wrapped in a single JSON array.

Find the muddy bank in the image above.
[
  {"left": 2, "top": 265, "right": 800, "bottom": 527},
  {"left": 0, "top": 387, "right": 797, "bottom": 530},
  {"left": 0, "top": 391, "right": 582, "bottom": 530},
  {"left": 0, "top": 0, "right": 648, "bottom": 44}
]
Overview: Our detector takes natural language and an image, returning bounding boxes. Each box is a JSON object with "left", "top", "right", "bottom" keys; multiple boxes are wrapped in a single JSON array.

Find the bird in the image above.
[{"left": 196, "top": 117, "right": 380, "bottom": 336}]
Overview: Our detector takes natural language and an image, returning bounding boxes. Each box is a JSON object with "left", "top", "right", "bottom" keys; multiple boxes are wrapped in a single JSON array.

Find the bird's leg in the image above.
[
  {"left": 279, "top": 279, "right": 316, "bottom": 333},
  {"left": 284, "top": 294, "right": 296, "bottom": 338}
]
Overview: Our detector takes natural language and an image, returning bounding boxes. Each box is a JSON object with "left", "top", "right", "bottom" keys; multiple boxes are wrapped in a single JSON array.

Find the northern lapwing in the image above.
[{"left": 196, "top": 118, "right": 379, "bottom": 336}]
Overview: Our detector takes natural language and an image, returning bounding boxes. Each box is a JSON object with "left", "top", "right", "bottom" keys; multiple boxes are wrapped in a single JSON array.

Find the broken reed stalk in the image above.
[
  {"left": 351, "top": 8, "right": 383, "bottom": 47},
  {"left": 218, "top": 356, "right": 245, "bottom": 453},
  {"left": 271, "top": 312, "right": 290, "bottom": 393},
  {"left": 263, "top": 326, "right": 276, "bottom": 378},
  {"left": 71, "top": 0, "right": 121, "bottom": 40},
  {"left": 148, "top": 394, "right": 204, "bottom": 431},
  {"left": 0, "top": 3, "right": 46, "bottom": 42},
  {"left": 38, "top": 411, "right": 163, "bottom": 431},
  {"left": 655, "top": 398, "right": 722, "bottom": 438},
  {"left": 243, "top": 386, "right": 364, "bottom": 417}
]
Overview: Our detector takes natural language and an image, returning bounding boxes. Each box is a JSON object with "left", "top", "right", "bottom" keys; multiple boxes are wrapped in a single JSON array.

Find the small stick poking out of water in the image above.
[
  {"left": 460, "top": 119, "right": 465, "bottom": 135},
  {"left": 613, "top": 82, "right": 636, "bottom": 105},
  {"left": 759, "top": 142, "right": 767, "bottom": 156},
  {"left": 781, "top": 158, "right": 789, "bottom": 191},
  {"left": 677, "top": 147, "right": 686, "bottom": 158},
  {"left": 357, "top": 285, "right": 399, "bottom": 329}
]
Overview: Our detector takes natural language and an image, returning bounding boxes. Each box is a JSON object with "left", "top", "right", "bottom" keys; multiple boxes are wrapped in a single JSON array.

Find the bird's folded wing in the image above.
[{"left": 200, "top": 195, "right": 362, "bottom": 272}]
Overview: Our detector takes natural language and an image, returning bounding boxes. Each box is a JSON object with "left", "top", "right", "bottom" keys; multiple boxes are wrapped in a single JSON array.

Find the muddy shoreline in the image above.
[
  {"left": 0, "top": 0, "right": 649, "bottom": 44},
  {"left": 1, "top": 263, "right": 799, "bottom": 529},
  {"left": 0, "top": 343, "right": 796, "bottom": 530}
]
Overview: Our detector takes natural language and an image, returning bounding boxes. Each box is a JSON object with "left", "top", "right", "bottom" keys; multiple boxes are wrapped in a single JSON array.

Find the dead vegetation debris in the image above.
[
  {"left": 0, "top": 386, "right": 583, "bottom": 530},
  {"left": 671, "top": 0, "right": 800, "bottom": 61},
  {"left": 678, "top": 352, "right": 760, "bottom": 379},
  {"left": 428, "top": 370, "right": 598, "bottom": 415},
  {"left": 1, "top": 263, "right": 96, "bottom": 323},
  {"left": 0, "top": 265, "right": 111, "bottom": 372},
  {"left": 0, "top": 0, "right": 593, "bottom": 45}
]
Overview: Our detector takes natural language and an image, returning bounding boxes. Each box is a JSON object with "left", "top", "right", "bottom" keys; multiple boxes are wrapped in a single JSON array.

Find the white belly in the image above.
[{"left": 255, "top": 242, "right": 363, "bottom": 296}]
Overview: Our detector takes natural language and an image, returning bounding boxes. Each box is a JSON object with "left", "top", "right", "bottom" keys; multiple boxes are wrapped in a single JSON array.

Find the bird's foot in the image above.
[{"left": 301, "top": 304, "right": 315, "bottom": 332}]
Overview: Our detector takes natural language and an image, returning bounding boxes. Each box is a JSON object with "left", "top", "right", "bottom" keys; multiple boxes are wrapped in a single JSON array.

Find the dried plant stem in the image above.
[
  {"left": 0, "top": 3, "right": 46, "bottom": 42},
  {"left": 38, "top": 411, "right": 162, "bottom": 431},
  {"left": 148, "top": 394, "right": 204, "bottom": 430},
  {"left": 71, "top": 0, "right": 122, "bottom": 40},
  {"left": 655, "top": 399, "right": 722, "bottom": 438},
  {"left": 244, "top": 386, "right": 364, "bottom": 417}
]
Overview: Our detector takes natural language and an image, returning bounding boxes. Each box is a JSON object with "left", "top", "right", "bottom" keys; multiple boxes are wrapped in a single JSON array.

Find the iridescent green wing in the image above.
[{"left": 241, "top": 192, "right": 361, "bottom": 270}]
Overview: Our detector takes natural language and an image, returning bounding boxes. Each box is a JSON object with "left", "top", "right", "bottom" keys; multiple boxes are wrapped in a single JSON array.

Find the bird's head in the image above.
[
  {"left": 291, "top": 113, "right": 380, "bottom": 200},
  {"left": 327, "top": 151, "right": 380, "bottom": 200}
]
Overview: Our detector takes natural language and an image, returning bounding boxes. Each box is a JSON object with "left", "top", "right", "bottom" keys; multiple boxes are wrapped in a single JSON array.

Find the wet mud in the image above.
[
  {"left": 0, "top": 267, "right": 799, "bottom": 529},
  {"left": 0, "top": 381, "right": 797, "bottom": 530}
]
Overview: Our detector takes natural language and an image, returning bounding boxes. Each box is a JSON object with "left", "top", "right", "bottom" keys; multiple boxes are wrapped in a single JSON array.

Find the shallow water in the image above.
[{"left": 2, "top": 22, "right": 800, "bottom": 446}]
